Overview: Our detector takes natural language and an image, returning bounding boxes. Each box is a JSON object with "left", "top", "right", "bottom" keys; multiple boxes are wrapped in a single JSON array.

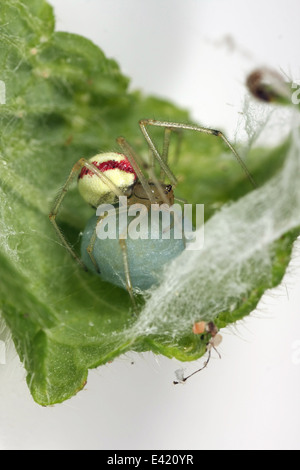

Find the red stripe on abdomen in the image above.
[{"left": 79, "top": 159, "right": 137, "bottom": 179}]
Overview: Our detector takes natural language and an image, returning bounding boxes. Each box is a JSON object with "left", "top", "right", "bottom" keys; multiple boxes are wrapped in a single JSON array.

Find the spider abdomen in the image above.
[{"left": 78, "top": 152, "right": 137, "bottom": 207}]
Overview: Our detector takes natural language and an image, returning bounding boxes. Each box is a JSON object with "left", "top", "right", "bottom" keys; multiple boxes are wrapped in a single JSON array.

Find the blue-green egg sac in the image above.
[{"left": 81, "top": 209, "right": 186, "bottom": 291}]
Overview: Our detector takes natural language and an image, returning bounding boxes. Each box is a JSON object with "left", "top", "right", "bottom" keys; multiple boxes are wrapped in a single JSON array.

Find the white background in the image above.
[{"left": 1, "top": 0, "right": 300, "bottom": 450}]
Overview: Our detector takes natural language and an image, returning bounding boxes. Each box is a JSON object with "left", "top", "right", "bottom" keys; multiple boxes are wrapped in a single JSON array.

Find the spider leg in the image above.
[
  {"left": 119, "top": 236, "right": 137, "bottom": 311},
  {"left": 161, "top": 127, "right": 172, "bottom": 166},
  {"left": 160, "top": 127, "right": 183, "bottom": 181},
  {"left": 116, "top": 136, "right": 157, "bottom": 204},
  {"left": 49, "top": 158, "right": 124, "bottom": 269},
  {"left": 139, "top": 120, "right": 178, "bottom": 186},
  {"left": 159, "top": 127, "right": 171, "bottom": 181},
  {"left": 86, "top": 205, "right": 130, "bottom": 272},
  {"left": 174, "top": 196, "right": 188, "bottom": 204},
  {"left": 86, "top": 213, "right": 107, "bottom": 273},
  {"left": 139, "top": 119, "right": 256, "bottom": 188},
  {"left": 142, "top": 125, "right": 182, "bottom": 182}
]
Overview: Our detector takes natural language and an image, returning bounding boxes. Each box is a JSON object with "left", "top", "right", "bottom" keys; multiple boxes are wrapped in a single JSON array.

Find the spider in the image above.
[{"left": 49, "top": 119, "right": 255, "bottom": 307}]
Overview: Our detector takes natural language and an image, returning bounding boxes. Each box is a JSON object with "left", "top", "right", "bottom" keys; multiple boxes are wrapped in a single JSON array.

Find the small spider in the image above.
[
  {"left": 173, "top": 321, "right": 222, "bottom": 384},
  {"left": 49, "top": 119, "right": 255, "bottom": 307}
]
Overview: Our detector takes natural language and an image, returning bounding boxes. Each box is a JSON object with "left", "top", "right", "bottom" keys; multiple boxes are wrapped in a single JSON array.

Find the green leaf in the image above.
[{"left": 0, "top": 0, "right": 299, "bottom": 405}]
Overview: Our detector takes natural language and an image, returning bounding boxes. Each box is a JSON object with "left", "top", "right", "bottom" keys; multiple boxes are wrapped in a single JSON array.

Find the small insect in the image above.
[
  {"left": 173, "top": 321, "right": 222, "bottom": 384},
  {"left": 49, "top": 119, "right": 255, "bottom": 306}
]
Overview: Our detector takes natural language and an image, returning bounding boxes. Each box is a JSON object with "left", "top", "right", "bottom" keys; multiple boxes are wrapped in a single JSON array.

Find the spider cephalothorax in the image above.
[{"left": 128, "top": 181, "right": 174, "bottom": 209}]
